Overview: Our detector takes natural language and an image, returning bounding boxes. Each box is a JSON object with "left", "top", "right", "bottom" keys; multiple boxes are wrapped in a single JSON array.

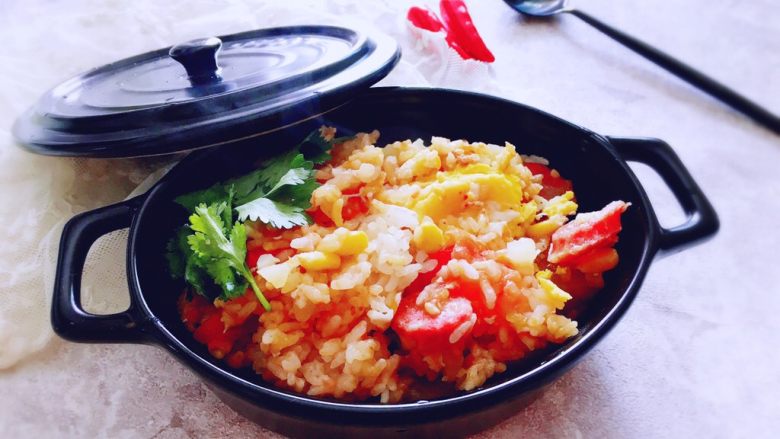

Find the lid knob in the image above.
[{"left": 169, "top": 37, "right": 223, "bottom": 85}]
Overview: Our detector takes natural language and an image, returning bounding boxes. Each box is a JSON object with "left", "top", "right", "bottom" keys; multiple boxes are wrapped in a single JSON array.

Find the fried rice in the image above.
[{"left": 178, "top": 131, "right": 626, "bottom": 403}]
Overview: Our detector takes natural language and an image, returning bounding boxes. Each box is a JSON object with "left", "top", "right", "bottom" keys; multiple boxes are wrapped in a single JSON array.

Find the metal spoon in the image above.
[{"left": 503, "top": 0, "right": 780, "bottom": 135}]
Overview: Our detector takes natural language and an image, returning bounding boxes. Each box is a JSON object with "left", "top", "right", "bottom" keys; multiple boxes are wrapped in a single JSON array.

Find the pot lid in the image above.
[{"left": 13, "top": 25, "right": 400, "bottom": 158}]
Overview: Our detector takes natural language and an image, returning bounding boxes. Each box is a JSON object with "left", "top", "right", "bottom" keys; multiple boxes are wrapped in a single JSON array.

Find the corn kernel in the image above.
[
  {"left": 318, "top": 228, "right": 369, "bottom": 255},
  {"left": 413, "top": 222, "right": 445, "bottom": 252},
  {"left": 335, "top": 231, "right": 369, "bottom": 256},
  {"left": 297, "top": 251, "right": 341, "bottom": 271}
]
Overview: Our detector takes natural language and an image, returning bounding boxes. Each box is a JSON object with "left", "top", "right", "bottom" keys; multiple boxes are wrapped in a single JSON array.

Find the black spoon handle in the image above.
[{"left": 569, "top": 8, "right": 780, "bottom": 135}]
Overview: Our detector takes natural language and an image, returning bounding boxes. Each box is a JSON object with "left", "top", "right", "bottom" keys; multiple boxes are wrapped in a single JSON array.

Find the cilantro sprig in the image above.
[
  {"left": 166, "top": 129, "right": 347, "bottom": 306},
  {"left": 166, "top": 202, "right": 259, "bottom": 304},
  {"left": 175, "top": 130, "right": 337, "bottom": 228},
  {"left": 188, "top": 203, "right": 270, "bottom": 310}
]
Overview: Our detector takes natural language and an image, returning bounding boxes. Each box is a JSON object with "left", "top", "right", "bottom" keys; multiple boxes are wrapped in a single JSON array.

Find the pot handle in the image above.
[
  {"left": 607, "top": 137, "right": 719, "bottom": 252},
  {"left": 52, "top": 196, "right": 151, "bottom": 343}
]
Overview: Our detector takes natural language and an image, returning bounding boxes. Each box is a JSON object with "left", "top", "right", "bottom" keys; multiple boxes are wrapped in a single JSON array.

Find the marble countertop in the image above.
[{"left": 1, "top": 0, "right": 778, "bottom": 437}]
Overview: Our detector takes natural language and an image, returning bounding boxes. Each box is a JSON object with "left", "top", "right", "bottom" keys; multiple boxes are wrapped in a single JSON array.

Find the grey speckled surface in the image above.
[{"left": 1, "top": 0, "right": 779, "bottom": 437}]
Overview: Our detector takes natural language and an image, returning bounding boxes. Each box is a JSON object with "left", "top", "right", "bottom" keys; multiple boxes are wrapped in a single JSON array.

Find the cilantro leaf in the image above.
[
  {"left": 234, "top": 166, "right": 318, "bottom": 228},
  {"left": 231, "top": 130, "right": 337, "bottom": 229},
  {"left": 265, "top": 167, "right": 311, "bottom": 196},
  {"left": 166, "top": 225, "right": 215, "bottom": 298},
  {"left": 175, "top": 185, "right": 231, "bottom": 212},
  {"left": 251, "top": 129, "right": 336, "bottom": 194},
  {"left": 186, "top": 203, "right": 271, "bottom": 309},
  {"left": 253, "top": 151, "right": 310, "bottom": 196},
  {"left": 276, "top": 175, "right": 319, "bottom": 210},
  {"left": 297, "top": 130, "right": 334, "bottom": 165},
  {"left": 165, "top": 226, "right": 189, "bottom": 280},
  {"left": 184, "top": 255, "right": 212, "bottom": 298},
  {"left": 200, "top": 258, "right": 247, "bottom": 300},
  {"left": 235, "top": 197, "right": 310, "bottom": 229},
  {"left": 174, "top": 129, "right": 336, "bottom": 225}
]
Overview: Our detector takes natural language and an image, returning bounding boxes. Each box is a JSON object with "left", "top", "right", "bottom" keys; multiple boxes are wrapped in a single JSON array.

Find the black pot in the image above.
[{"left": 52, "top": 87, "right": 718, "bottom": 437}]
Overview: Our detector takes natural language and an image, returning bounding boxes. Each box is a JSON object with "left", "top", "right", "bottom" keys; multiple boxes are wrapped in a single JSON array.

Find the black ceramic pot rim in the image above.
[
  {"left": 53, "top": 87, "right": 718, "bottom": 426},
  {"left": 129, "top": 88, "right": 661, "bottom": 423}
]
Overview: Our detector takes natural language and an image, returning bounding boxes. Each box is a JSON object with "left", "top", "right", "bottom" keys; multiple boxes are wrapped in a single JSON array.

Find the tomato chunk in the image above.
[
  {"left": 226, "top": 351, "right": 247, "bottom": 369},
  {"left": 403, "top": 247, "right": 454, "bottom": 296},
  {"left": 246, "top": 247, "right": 264, "bottom": 270},
  {"left": 309, "top": 208, "right": 335, "bottom": 227},
  {"left": 308, "top": 185, "right": 369, "bottom": 225},
  {"left": 449, "top": 278, "right": 490, "bottom": 317},
  {"left": 548, "top": 201, "right": 629, "bottom": 266},
  {"left": 193, "top": 312, "right": 233, "bottom": 356},
  {"left": 392, "top": 285, "right": 474, "bottom": 351},
  {"left": 341, "top": 194, "right": 369, "bottom": 221},
  {"left": 179, "top": 294, "right": 211, "bottom": 331},
  {"left": 392, "top": 244, "right": 488, "bottom": 351},
  {"left": 525, "top": 162, "right": 573, "bottom": 199}
]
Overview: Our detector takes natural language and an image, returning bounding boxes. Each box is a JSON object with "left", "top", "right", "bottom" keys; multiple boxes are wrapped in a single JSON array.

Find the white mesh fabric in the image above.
[{"left": 0, "top": 136, "right": 176, "bottom": 368}]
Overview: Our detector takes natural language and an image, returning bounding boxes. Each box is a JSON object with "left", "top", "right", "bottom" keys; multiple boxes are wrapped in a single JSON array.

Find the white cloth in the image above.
[{"left": 1, "top": 0, "right": 778, "bottom": 437}]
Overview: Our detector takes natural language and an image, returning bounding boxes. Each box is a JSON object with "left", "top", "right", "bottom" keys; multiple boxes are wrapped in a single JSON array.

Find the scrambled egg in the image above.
[{"left": 410, "top": 168, "right": 523, "bottom": 221}]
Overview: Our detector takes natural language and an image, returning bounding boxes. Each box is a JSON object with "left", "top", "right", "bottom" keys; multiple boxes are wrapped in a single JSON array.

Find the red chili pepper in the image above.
[
  {"left": 444, "top": 33, "right": 472, "bottom": 59},
  {"left": 407, "top": 6, "right": 444, "bottom": 32},
  {"left": 439, "top": 0, "right": 495, "bottom": 62}
]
